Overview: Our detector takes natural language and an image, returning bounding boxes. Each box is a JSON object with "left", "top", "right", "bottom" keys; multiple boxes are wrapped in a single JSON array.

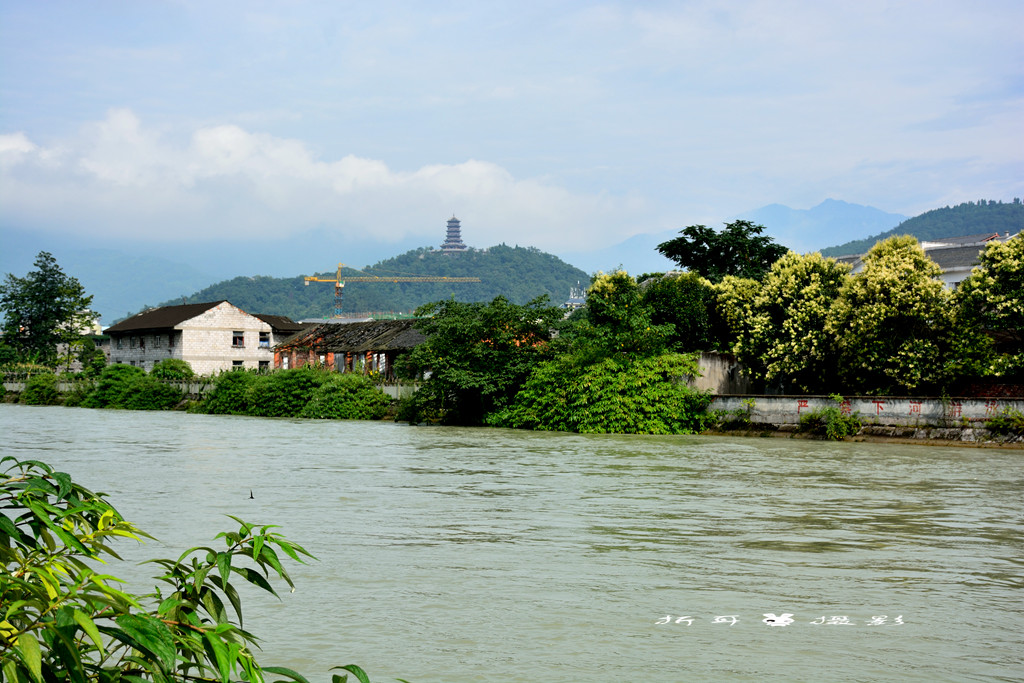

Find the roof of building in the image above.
[
  {"left": 276, "top": 319, "right": 427, "bottom": 353},
  {"left": 923, "top": 232, "right": 1001, "bottom": 246},
  {"left": 104, "top": 301, "right": 226, "bottom": 334},
  {"left": 926, "top": 244, "right": 990, "bottom": 271},
  {"left": 252, "top": 313, "right": 306, "bottom": 333}
]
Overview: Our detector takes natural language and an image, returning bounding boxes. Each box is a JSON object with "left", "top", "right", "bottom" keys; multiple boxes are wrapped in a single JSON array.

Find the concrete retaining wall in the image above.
[
  {"left": 711, "top": 395, "right": 1024, "bottom": 427},
  {"left": 692, "top": 353, "right": 753, "bottom": 395}
]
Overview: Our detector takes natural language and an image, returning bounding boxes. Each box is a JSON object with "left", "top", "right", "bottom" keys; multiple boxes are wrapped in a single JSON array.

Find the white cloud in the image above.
[{"left": 0, "top": 109, "right": 640, "bottom": 251}]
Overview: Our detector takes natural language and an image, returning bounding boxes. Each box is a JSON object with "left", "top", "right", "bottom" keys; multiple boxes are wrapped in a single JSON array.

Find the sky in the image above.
[{"left": 1, "top": 0, "right": 1022, "bottom": 273}]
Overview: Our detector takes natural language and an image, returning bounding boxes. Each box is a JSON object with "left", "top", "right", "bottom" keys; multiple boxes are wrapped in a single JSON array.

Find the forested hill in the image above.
[
  {"left": 820, "top": 199, "right": 1023, "bottom": 256},
  {"left": 154, "top": 244, "right": 589, "bottom": 321}
]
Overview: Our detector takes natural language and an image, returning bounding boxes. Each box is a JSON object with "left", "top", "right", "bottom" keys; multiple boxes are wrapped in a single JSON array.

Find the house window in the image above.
[
  {"left": 259, "top": 331, "right": 270, "bottom": 348},
  {"left": 258, "top": 360, "right": 270, "bottom": 371},
  {"left": 168, "top": 333, "right": 176, "bottom": 348},
  {"left": 139, "top": 336, "right": 145, "bottom": 350},
  {"left": 232, "top": 360, "right": 244, "bottom": 369},
  {"left": 116, "top": 338, "right": 123, "bottom": 349},
  {"left": 232, "top": 331, "right": 244, "bottom": 348},
  {"left": 129, "top": 337, "right": 136, "bottom": 349}
]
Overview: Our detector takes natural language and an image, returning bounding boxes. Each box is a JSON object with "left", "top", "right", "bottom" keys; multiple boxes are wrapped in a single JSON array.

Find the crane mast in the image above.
[{"left": 304, "top": 263, "right": 481, "bottom": 316}]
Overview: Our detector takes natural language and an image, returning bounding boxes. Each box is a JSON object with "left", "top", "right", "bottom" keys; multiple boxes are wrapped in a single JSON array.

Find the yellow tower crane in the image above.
[{"left": 304, "top": 263, "right": 481, "bottom": 317}]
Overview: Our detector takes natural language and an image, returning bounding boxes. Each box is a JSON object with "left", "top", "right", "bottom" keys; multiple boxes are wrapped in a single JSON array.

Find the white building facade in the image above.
[{"left": 105, "top": 301, "right": 300, "bottom": 375}]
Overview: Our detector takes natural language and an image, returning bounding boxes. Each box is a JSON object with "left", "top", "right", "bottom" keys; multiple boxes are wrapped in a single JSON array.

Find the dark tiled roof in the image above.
[
  {"left": 252, "top": 313, "right": 306, "bottom": 333},
  {"left": 926, "top": 233, "right": 1000, "bottom": 245},
  {"left": 276, "top": 319, "right": 427, "bottom": 353},
  {"left": 926, "top": 245, "right": 986, "bottom": 270},
  {"left": 105, "top": 301, "right": 226, "bottom": 333}
]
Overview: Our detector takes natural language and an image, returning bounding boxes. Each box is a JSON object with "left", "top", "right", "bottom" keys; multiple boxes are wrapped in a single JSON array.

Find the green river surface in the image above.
[{"left": 2, "top": 404, "right": 1022, "bottom": 682}]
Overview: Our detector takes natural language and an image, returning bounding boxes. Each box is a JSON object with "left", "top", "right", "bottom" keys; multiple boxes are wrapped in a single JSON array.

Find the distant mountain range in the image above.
[{"left": 3, "top": 198, "right": 1019, "bottom": 324}]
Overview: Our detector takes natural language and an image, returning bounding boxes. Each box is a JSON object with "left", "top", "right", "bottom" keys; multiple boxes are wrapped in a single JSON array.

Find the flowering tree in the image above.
[
  {"left": 736, "top": 252, "right": 851, "bottom": 393},
  {"left": 826, "top": 236, "right": 969, "bottom": 394},
  {"left": 713, "top": 275, "right": 761, "bottom": 359},
  {"left": 953, "top": 233, "right": 1024, "bottom": 379}
]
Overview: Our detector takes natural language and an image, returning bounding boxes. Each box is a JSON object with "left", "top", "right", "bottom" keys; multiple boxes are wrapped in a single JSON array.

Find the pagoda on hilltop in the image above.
[{"left": 441, "top": 215, "right": 468, "bottom": 253}]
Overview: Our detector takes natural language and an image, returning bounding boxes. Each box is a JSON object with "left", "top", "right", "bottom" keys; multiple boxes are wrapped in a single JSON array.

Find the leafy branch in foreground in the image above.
[{"left": 0, "top": 456, "right": 375, "bottom": 683}]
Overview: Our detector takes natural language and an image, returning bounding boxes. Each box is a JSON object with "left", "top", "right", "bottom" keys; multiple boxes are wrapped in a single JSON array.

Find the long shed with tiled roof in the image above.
[{"left": 274, "top": 319, "right": 426, "bottom": 380}]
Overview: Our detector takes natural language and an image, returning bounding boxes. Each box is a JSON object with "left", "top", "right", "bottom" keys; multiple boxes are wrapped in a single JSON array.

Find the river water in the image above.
[{"left": 2, "top": 404, "right": 1022, "bottom": 682}]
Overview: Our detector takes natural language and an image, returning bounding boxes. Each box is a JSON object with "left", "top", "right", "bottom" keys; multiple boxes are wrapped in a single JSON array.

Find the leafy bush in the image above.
[
  {"left": 244, "top": 368, "right": 327, "bottom": 418},
  {"left": 299, "top": 373, "right": 392, "bottom": 420},
  {"left": 985, "top": 408, "right": 1024, "bottom": 435},
  {"left": 490, "top": 352, "right": 714, "bottom": 435},
  {"left": 0, "top": 457, "right": 373, "bottom": 682},
  {"left": 798, "top": 396, "right": 862, "bottom": 440},
  {"left": 19, "top": 371, "right": 60, "bottom": 405},
  {"left": 121, "top": 374, "right": 185, "bottom": 410},
  {"left": 81, "top": 363, "right": 146, "bottom": 408},
  {"left": 195, "top": 370, "right": 261, "bottom": 414},
  {"left": 61, "top": 377, "right": 95, "bottom": 407},
  {"left": 150, "top": 357, "right": 195, "bottom": 380}
]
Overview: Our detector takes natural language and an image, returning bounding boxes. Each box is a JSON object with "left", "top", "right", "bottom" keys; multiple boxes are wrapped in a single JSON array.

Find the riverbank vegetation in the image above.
[
  {"left": 0, "top": 456, "right": 375, "bottom": 682},
  {"left": 397, "top": 230, "right": 1022, "bottom": 434},
  {"left": 2, "top": 229, "right": 1021, "bottom": 438},
  {"left": 6, "top": 363, "right": 394, "bottom": 421}
]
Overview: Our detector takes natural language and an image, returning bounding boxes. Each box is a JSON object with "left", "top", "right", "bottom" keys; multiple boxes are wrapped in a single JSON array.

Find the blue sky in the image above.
[{"left": 1, "top": 0, "right": 1021, "bottom": 266}]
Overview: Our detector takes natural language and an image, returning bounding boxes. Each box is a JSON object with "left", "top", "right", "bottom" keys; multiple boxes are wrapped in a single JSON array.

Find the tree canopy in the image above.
[
  {"left": 953, "top": 233, "right": 1024, "bottom": 379},
  {"left": 0, "top": 252, "right": 95, "bottom": 366},
  {"left": 656, "top": 220, "right": 789, "bottom": 283},
  {"left": 397, "top": 295, "right": 566, "bottom": 425},
  {"left": 825, "top": 236, "right": 968, "bottom": 394},
  {"left": 732, "top": 252, "right": 851, "bottom": 393}
]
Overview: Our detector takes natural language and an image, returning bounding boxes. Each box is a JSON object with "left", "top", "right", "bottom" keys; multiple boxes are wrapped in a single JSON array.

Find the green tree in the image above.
[
  {"left": 735, "top": 252, "right": 851, "bottom": 393},
  {"left": 656, "top": 220, "right": 789, "bottom": 283},
  {"left": 640, "top": 272, "right": 720, "bottom": 352},
  {"left": 398, "top": 296, "right": 565, "bottom": 425},
  {"left": 563, "top": 271, "right": 673, "bottom": 362},
  {"left": 0, "top": 252, "right": 95, "bottom": 366},
  {"left": 0, "top": 456, "right": 373, "bottom": 683},
  {"left": 953, "top": 233, "right": 1024, "bottom": 379},
  {"left": 826, "top": 235, "right": 972, "bottom": 394},
  {"left": 75, "top": 337, "right": 108, "bottom": 377}
]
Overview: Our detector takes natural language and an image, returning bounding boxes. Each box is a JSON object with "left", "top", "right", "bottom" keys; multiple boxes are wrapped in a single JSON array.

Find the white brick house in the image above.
[{"left": 104, "top": 301, "right": 304, "bottom": 375}]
